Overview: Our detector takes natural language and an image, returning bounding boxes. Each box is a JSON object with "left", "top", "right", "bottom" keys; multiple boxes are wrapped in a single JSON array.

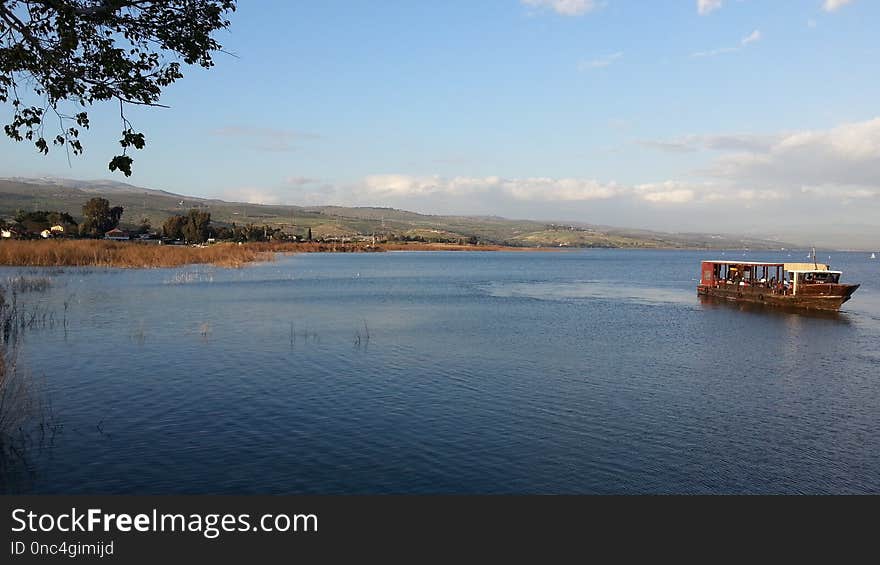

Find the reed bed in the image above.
[
  {"left": 0, "top": 239, "right": 528, "bottom": 269},
  {"left": 6, "top": 275, "right": 52, "bottom": 293},
  {"left": 0, "top": 240, "right": 271, "bottom": 268},
  {"left": 0, "top": 283, "right": 59, "bottom": 482}
]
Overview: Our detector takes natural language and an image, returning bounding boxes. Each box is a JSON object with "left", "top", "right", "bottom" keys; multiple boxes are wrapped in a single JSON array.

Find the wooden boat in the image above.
[{"left": 697, "top": 259, "right": 859, "bottom": 311}]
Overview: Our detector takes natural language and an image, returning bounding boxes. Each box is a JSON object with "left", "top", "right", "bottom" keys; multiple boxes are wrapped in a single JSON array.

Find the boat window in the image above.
[
  {"left": 798, "top": 272, "right": 840, "bottom": 284},
  {"left": 813, "top": 272, "right": 840, "bottom": 283}
]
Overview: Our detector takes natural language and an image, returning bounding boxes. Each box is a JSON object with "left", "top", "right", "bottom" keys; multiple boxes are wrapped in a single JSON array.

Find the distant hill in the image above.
[{"left": 0, "top": 177, "right": 794, "bottom": 249}]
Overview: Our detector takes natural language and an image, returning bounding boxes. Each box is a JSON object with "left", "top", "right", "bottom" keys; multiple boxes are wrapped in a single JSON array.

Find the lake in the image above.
[{"left": 2, "top": 249, "right": 879, "bottom": 493}]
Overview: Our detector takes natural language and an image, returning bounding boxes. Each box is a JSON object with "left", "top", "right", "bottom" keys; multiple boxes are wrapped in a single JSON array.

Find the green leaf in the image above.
[{"left": 108, "top": 155, "right": 134, "bottom": 177}]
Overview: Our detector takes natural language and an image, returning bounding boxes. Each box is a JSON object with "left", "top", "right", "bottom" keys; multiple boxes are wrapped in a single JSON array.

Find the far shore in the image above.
[
  {"left": 0, "top": 239, "right": 823, "bottom": 270},
  {"left": 0, "top": 239, "right": 558, "bottom": 269}
]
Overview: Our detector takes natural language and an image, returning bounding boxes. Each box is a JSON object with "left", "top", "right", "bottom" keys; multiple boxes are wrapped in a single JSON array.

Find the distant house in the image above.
[
  {"left": 1, "top": 226, "right": 23, "bottom": 239},
  {"left": 104, "top": 228, "right": 130, "bottom": 241},
  {"left": 40, "top": 229, "right": 53, "bottom": 239},
  {"left": 50, "top": 224, "right": 66, "bottom": 234}
]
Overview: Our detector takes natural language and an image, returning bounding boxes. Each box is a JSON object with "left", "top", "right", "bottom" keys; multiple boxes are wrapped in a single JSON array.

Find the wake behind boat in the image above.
[{"left": 697, "top": 259, "right": 859, "bottom": 311}]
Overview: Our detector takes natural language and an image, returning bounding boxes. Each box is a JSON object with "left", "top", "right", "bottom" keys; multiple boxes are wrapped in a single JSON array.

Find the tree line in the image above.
[
  {"left": 6, "top": 197, "right": 123, "bottom": 238},
  {"left": 2, "top": 197, "right": 313, "bottom": 244}
]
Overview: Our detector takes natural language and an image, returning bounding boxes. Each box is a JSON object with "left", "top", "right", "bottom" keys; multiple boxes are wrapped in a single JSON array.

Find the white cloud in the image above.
[
  {"left": 578, "top": 52, "right": 623, "bottom": 70},
  {"left": 709, "top": 117, "right": 880, "bottom": 189},
  {"left": 697, "top": 0, "right": 722, "bottom": 16},
  {"left": 633, "top": 116, "right": 880, "bottom": 205},
  {"left": 635, "top": 182, "right": 697, "bottom": 203},
  {"left": 502, "top": 178, "right": 621, "bottom": 201},
  {"left": 823, "top": 0, "right": 854, "bottom": 12},
  {"left": 265, "top": 118, "right": 880, "bottom": 229},
  {"left": 362, "top": 175, "right": 491, "bottom": 197},
  {"left": 221, "top": 187, "right": 284, "bottom": 205},
  {"left": 522, "top": 0, "right": 598, "bottom": 16},
  {"left": 702, "top": 189, "right": 788, "bottom": 202},
  {"left": 692, "top": 29, "right": 762, "bottom": 58},
  {"left": 800, "top": 185, "right": 878, "bottom": 200},
  {"left": 640, "top": 133, "right": 778, "bottom": 153},
  {"left": 741, "top": 30, "right": 761, "bottom": 45},
  {"left": 635, "top": 181, "right": 791, "bottom": 204},
  {"left": 358, "top": 175, "right": 793, "bottom": 207},
  {"left": 361, "top": 175, "right": 622, "bottom": 201}
]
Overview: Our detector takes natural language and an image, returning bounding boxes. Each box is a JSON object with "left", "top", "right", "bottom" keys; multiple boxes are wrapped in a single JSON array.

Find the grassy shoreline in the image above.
[{"left": 0, "top": 240, "right": 538, "bottom": 268}]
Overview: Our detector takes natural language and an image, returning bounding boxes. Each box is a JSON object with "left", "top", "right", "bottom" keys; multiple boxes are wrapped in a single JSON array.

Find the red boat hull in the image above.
[{"left": 697, "top": 283, "right": 860, "bottom": 311}]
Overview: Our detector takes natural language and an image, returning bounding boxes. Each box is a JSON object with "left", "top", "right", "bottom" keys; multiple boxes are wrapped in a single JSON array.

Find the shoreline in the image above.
[{"left": 0, "top": 239, "right": 827, "bottom": 269}]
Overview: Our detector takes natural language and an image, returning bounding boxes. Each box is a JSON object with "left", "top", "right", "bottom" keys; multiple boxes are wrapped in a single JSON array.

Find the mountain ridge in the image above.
[{"left": 0, "top": 176, "right": 798, "bottom": 249}]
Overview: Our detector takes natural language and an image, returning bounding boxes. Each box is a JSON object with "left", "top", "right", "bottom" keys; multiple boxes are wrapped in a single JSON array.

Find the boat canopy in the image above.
[
  {"left": 705, "top": 260, "right": 830, "bottom": 272},
  {"left": 782, "top": 262, "right": 830, "bottom": 272},
  {"left": 705, "top": 261, "right": 784, "bottom": 266}
]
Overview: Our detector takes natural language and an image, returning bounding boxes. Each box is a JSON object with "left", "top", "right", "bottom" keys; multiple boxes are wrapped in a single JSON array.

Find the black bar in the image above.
[{"left": 0, "top": 496, "right": 875, "bottom": 562}]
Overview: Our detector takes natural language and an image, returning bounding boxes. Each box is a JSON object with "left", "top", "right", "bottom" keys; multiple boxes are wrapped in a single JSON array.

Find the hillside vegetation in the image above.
[{"left": 0, "top": 178, "right": 790, "bottom": 249}]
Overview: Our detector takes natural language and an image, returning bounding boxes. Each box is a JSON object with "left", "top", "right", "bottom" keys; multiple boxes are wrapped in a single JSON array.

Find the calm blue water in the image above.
[{"left": 2, "top": 249, "right": 879, "bottom": 494}]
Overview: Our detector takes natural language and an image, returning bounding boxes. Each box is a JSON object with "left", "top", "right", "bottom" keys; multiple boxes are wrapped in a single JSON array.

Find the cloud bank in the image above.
[
  {"left": 361, "top": 175, "right": 623, "bottom": 201},
  {"left": 251, "top": 117, "right": 880, "bottom": 240},
  {"left": 709, "top": 117, "right": 880, "bottom": 188},
  {"left": 375, "top": 118, "right": 880, "bottom": 214}
]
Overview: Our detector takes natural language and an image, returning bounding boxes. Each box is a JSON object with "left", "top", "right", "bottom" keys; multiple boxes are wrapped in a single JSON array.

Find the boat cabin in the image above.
[{"left": 700, "top": 260, "right": 838, "bottom": 296}]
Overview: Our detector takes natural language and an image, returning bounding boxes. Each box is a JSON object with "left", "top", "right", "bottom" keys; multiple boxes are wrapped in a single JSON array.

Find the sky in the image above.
[{"left": 3, "top": 0, "right": 880, "bottom": 238}]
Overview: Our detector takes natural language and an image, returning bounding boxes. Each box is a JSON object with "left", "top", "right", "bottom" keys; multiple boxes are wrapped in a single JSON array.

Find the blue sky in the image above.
[{"left": 3, "top": 0, "right": 880, "bottom": 237}]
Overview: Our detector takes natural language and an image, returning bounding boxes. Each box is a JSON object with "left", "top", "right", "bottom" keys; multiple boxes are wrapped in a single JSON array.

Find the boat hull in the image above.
[{"left": 696, "top": 283, "right": 860, "bottom": 311}]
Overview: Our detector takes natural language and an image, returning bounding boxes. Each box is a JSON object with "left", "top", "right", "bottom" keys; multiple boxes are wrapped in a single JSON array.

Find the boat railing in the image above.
[{"left": 708, "top": 279, "right": 791, "bottom": 294}]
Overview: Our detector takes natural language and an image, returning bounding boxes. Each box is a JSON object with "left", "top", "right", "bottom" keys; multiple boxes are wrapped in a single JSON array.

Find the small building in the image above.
[
  {"left": 1, "top": 226, "right": 23, "bottom": 239},
  {"left": 104, "top": 228, "right": 130, "bottom": 241},
  {"left": 40, "top": 229, "right": 53, "bottom": 239},
  {"left": 50, "top": 224, "right": 66, "bottom": 234}
]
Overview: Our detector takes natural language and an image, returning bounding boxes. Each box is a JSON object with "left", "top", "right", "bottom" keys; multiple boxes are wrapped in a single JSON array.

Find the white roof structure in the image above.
[
  {"left": 706, "top": 260, "right": 833, "bottom": 272},
  {"left": 706, "top": 261, "right": 784, "bottom": 266}
]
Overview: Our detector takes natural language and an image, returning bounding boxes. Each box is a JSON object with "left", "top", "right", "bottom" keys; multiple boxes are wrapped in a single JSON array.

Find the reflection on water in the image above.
[
  {"left": 1, "top": 250, "right": 879, "bottom": 494},
  {"left": 482, "top": 280, "right": 694, "bottom": 306},
  {"left": 696, "top": 295, "right": 852, "bottom": 323}
]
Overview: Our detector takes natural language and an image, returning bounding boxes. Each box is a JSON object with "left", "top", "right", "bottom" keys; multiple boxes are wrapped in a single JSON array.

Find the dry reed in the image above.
[
  {"left": 0, "top": 240, "right": 272, "bottom": 268},
  {"left": 0, "top": 239, "right": 531, "bottom": 269}
]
